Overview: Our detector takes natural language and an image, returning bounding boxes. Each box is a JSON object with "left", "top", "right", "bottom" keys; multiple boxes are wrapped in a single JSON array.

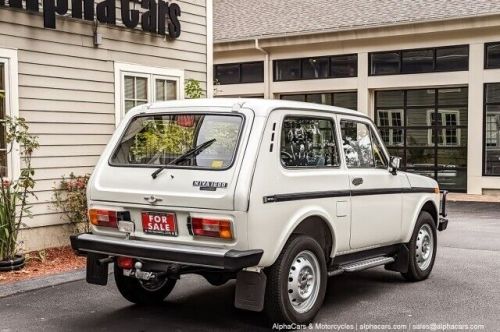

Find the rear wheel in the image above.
[
  {"left": 401, "top": 211, "right": 437, "bottom": 281},
  {"left": 114, "top": 264, "right": 177, "bottom": 305},
  {"left": 264, "top": 235, "right": 327, "bottom": 324}
]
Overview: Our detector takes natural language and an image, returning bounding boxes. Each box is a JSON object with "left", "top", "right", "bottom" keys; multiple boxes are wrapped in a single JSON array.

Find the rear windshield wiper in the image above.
[{"left": 151, "top": 139, "right": 216, "bottom": 179}]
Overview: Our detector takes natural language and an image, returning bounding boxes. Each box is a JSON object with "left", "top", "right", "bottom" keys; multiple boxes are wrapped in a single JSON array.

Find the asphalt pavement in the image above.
[{"left": 0, "top": 202, "right": 499, "bottom": 331}]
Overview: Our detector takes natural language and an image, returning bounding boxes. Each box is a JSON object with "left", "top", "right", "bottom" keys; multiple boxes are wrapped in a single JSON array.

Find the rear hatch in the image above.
[{"left": 91, "top": 107, "right": 254, "bottom": 211}]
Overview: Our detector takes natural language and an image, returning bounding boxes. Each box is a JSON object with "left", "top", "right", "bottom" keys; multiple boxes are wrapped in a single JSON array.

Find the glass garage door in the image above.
[{"left": 375, "top": 87, "right": 468, "bottom": 192}]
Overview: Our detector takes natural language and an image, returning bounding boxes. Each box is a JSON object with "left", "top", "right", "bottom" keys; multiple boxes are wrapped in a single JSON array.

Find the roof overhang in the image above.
[{"left": 214, "top": 13, "right": 500, "bottom": 53}]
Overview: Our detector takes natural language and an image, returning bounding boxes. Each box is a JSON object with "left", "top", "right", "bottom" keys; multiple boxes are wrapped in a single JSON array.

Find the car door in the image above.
[
  {"left": 249, "top": 109, "right": 352, "bottom": 254},
  {"left": 339, "top": 116, "right": 404, "bottom": 249}
]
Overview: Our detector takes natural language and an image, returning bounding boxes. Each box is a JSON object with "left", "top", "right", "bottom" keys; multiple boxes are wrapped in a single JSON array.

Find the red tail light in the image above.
[
  {"left": 88, "top": 209, "right": 118, "bottom": 228},
  {"left": 190, "top": 217, "right": 233, "bottom": 240},
  {"left": 117, "top": 257, "right": 134, "bottom": 269}
]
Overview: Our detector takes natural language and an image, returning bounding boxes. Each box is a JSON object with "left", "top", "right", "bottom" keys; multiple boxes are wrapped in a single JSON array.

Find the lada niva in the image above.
[{"left": 71, "top": 98, "right": 448, "bottom": 324}]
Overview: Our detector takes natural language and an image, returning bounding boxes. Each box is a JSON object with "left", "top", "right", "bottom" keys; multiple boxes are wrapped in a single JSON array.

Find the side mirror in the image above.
[{"left": 389, "top": 156, "right": 402, "bottom": 175}]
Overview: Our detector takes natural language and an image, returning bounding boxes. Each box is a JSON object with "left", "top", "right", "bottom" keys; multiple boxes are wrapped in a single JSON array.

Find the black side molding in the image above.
[{"left": 264, "top": 187, "right": 437, "bottom": 204}]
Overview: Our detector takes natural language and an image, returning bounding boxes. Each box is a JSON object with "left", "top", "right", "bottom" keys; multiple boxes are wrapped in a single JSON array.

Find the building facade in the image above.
[
  {"left": 0, "top": 0, "right": 212, "bottom": 250},
  {"left": 213, "top": 0, "right": 500, "bottom": 195}
]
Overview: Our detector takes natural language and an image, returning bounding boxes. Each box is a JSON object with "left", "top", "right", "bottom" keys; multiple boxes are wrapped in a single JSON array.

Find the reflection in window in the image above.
[
  {"left": 484, "top": 83, "right": 500, "bottom": 176},
  {"left": 280, "top": 117, "right": 340, "bottom": 168},
  {"left": 302, "top": 57, "right": 329, "bottom": 79},
  {"left": 275, "top": 59, "right": 301, "bottom": 81},
  {"left": 402, "top": 49, "right": 434, "bottom": 73},
  {"left": 331, "top": 54, "right": 358, "bottom": 78},
  {"left": 377, "top": 110, "right": 404, "bottom": 146},
  {"left": 428, "top": 110, "right": 461, "bottom": 147},
  {"left": 214, "top": 62, "right": 264, "bottom": 84},
  {"left": 280, "top": 91, "right": 358, "bottom": 110},
  {"left": 111, "top": 114, "right": 243, "bottom": 169},
  {"left": 274, "top": 54, "right": 357, "bottom": 81},
  {"left": 485, "top": 42, "right": 500, "bottom": 69},
  {"left": 370, "top": 51, "right": 400, "bottom": 75},
  {"left": 375, "top": 87, "right": 468, "bottom": 191},
  {"left": 370, "top": 45, "right": 468, "bottom": 75},
  {"left": 240, "top": 62, "right": 264, "bottom": 83},
  {"left": 435, "top": 46, "right": 469, "bottom": 71},
  {"left": 340, "top": 121, "right": 375, "bottom": 168}
]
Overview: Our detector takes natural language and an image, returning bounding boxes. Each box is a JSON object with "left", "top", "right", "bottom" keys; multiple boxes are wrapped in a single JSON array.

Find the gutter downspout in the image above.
[{"left": 255, "top": 39, "right": 271, "bottom": 99}]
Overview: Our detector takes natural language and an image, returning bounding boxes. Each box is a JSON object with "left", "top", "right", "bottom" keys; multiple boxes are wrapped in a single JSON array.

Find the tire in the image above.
[
  {"left": 401, "top": 211, "right": 437, "bottom": 282},
  {"left": 114, "top": 263, "right": 177, "bottom": 305},
  {"left": 264, "top": 235, "right": 327, "bottom": 324}
]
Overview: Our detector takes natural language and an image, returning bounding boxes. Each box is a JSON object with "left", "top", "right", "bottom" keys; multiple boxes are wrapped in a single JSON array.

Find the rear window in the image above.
[{"left": 110, "top": 113, "right": 244, "bottom": 170}]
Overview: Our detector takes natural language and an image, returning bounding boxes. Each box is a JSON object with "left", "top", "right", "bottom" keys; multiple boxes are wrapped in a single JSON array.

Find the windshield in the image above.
[{"left": 110, "top": 113, "right": 244, "bottom": 170}]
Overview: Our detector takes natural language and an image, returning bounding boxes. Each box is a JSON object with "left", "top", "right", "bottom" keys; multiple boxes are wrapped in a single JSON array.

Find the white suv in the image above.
[{"left": 71, "top": 98, "right": 448, "bottom": 324}]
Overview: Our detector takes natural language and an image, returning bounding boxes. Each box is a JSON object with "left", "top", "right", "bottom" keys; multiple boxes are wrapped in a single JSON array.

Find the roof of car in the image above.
[{"left": 147, "top": 98, "right": 368, "bottom": 119}]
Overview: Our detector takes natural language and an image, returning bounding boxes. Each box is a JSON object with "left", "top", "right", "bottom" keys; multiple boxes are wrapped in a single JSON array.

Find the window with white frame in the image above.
[
  {"left": 0, "top": 49, "right": 20, "bottom": 180},
  {"left": 376, "top": 109, "right": 404, "bottom": 146},
  {"left": 427, "top": 109, "right": 461, "bottom": 146},
  {"left": 0, "top": 62, "right": 6, "bottom": 177},
  {"left": 115, "top": 63, "right": 184, "bottom": 126},
  {"left": 486, "top": 114, "right": 499, "bottom": 147}
]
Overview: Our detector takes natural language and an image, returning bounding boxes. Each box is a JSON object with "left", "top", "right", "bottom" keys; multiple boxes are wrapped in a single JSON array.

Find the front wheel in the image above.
[
  {"left": 114, "top": 264, "right": 177, "bottom": 305},
  {"left": 264, "top": 235, "right": 327, "bottom": 324},
  {"left": 401, "top": 211, "right": 437, "bottom": 281}
]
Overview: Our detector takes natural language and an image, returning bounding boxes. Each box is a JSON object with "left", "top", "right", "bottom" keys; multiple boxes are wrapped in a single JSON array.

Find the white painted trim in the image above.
[
  {"left": 114, "top": 62, "right": 185, "bottom": 127},
  {"left": 206, "top": 0, "right": 214, "bottom": 98},
  {"left": 0, "top": 48, "right": 20, "bottom": 180}
]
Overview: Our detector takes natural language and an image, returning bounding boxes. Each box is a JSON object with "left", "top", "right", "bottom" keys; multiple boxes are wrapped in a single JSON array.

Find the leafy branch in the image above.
[{"left": 0, "top": 117, "right": 39, "bottom": 261}]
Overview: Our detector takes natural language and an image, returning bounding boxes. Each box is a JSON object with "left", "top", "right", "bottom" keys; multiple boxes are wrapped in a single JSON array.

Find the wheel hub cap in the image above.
[
  {"left": 287, "top": 250, "right": 321, "bottom": 313},
  {"left": 416, "top": 224, "right": 434, "bottom": 270}
]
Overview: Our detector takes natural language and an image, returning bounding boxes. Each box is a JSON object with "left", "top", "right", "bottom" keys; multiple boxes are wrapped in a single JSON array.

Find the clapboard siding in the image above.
[
  {"left": 19, "top": 75, "right": 115, "bottom": 93},
  {"left": 0, "top": 0, "right": 208, "bottom": 229},
  {"left": 34, "top": 167, "right": 97, "bottom": 181},
  {"left": 20, "top": 111, "right": 115, "bottom": 124},
  {"left": 20, "top": 99, "right": 114, "bottom": 114},
  {"left": 37, "top": 134, "right": 114, "bottom": 146},
  {"left": 33, "top": 145, "right": 106, "bottom": 157}
]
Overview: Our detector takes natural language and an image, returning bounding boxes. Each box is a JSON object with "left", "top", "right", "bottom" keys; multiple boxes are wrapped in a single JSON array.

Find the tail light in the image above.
[
  {"left": 190, "top": 217, "right": 233, "bottom": 240},
  {"left": 88, "top": 209, "right": 130, "bottom": 228},
  {"left": 117, "top": 256, "right": 134, "bottom": 269}
]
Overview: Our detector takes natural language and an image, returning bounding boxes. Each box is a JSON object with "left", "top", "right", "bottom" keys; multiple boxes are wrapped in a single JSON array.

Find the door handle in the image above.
[{"left": 352, "top": 177, "right": 364, "bottom": 186}]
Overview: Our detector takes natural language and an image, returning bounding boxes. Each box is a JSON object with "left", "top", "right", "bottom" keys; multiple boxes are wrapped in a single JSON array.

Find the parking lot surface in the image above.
[{"left": 0, "top": 202, "right": 499, "bottom": 331}]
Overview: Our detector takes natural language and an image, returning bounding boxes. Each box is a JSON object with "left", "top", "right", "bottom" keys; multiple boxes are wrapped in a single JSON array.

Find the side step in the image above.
[{"left": 328, "top": 256, "right": 395, "bottom": 277}]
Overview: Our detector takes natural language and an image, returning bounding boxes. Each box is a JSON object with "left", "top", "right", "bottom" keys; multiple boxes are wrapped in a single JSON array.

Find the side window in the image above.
[
  {"left": 280, "top": 116, "right": 340, "bottom": 168},
  {"left": 340, "top": 120, "right": 375, "bottom": 168},
  {"left": 371, "top": 128, "right": 389, "bottom": 169}
]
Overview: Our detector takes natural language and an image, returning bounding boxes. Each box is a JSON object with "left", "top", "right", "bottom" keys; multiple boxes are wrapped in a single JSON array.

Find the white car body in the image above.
[{"left": 72, "top": 98, "right": 447, "bottom": 321}]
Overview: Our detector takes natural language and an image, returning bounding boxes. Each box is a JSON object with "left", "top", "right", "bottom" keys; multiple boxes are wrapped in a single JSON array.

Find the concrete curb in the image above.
[{"left": 0, "top": 268, "right": 86, "bottom": 298}]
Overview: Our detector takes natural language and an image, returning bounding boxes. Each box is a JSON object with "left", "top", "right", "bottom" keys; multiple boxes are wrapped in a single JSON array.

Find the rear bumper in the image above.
[
  {"left": 438, "top": 190, "right": 449, "bottom": 231},
  {"left": 70, "top": 233, "right": 263, "bottom": 271}
]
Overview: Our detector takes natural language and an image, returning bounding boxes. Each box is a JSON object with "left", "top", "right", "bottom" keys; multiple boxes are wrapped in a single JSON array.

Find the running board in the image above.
[{"left": 328, "top": 256, "right": 395, "bottom": 276}]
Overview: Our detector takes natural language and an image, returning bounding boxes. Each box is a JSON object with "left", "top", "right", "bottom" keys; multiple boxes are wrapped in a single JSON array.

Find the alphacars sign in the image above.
[{"left": 0, "top": 0, "right": 182, "bottom": 39}]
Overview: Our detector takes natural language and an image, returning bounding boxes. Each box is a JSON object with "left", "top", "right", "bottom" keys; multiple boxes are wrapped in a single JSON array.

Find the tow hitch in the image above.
[{"left": 123, "top": 262, "right": 158, "bottom": 281}]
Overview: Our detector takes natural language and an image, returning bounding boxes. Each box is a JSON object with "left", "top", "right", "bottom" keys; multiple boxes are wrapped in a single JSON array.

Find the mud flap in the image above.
[
  {"left": 86, "top": 253, "right": 109, "bottom": 286},
  {"left": 234, "top": 270, "right": 267, "bottom": 312},
  {"left": 385, "top": 244, "right": 409, "bottom": 273}
]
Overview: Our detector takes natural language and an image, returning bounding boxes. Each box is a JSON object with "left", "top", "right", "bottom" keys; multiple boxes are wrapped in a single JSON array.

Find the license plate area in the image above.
[{"left": 141, "top": 211, "right": 178, "bottom": 236}]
